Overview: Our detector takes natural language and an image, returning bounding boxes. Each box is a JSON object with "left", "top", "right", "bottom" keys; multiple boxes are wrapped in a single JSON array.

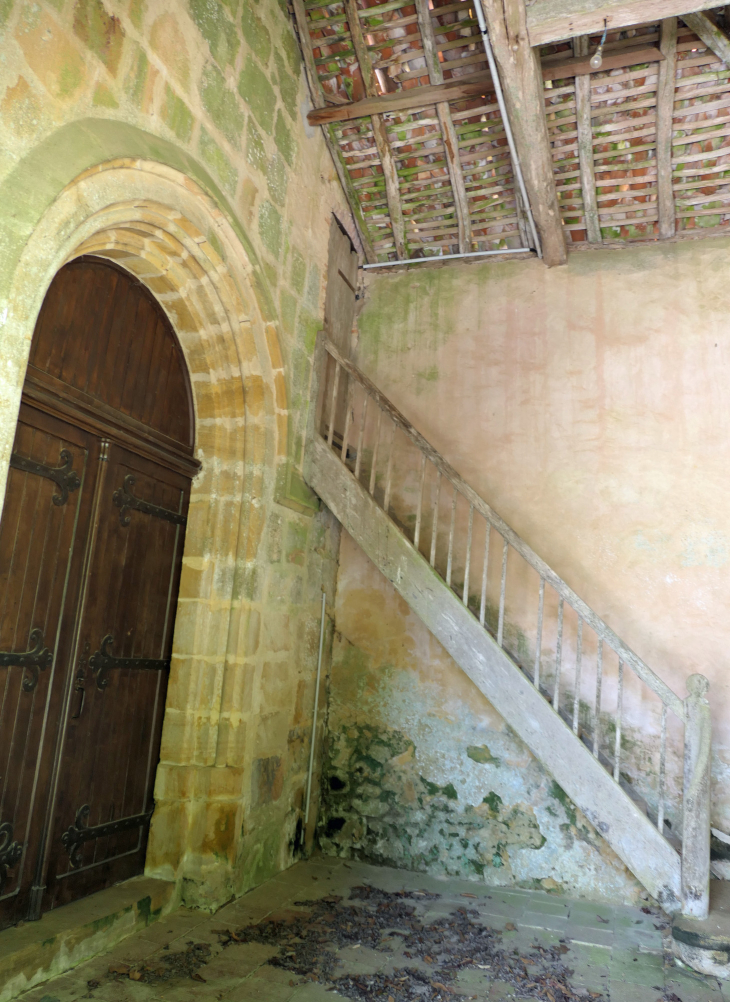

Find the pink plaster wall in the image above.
[{"left": 351, "top": 237, "right": 730, "bottom": 833}]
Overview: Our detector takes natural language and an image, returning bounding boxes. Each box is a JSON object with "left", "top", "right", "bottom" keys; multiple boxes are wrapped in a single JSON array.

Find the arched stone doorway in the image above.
[{"left": 0, "top": 153, "right": 289, "bottom": 912}]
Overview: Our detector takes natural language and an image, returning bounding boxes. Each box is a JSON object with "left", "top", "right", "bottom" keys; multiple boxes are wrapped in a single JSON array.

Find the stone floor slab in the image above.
[{"left": 9, "top": 857, "right": 730, "bottom": 1002}]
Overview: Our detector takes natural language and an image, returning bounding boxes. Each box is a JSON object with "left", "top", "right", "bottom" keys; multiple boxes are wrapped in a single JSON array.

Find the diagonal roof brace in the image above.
[{"left": 477, "top": 0, "right": 567, "bottom": 266}]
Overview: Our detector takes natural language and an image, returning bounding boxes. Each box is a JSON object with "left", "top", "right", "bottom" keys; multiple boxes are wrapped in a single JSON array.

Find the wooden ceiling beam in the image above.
[
  {"left": 307, "top": 47, "right": 662, "bottom": 126},
  {"left": 415, "top": 0, "right": 473, "bottom": 253},
  {"left": 682, "top": 11, "right": 730, "bottom": 64},
  {"left": 527, "top": 0, "right": 716, "bottom": 48},
  {"left": 343, "top": 0, "right": 406, "bottom": 259},
  {"left": 572, "top": 36, "right": 600, "bottom": 243},
  {"left": 656, "top": 18, "right": 678, "bottom": 238},
  {"left": 480, "top": 0, "right": 567, "bottom": 266}
]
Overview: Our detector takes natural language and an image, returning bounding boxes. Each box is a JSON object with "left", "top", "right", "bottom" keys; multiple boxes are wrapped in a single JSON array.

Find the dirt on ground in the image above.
[{"left": 99, "top": 885, "right": 683, "bottom": 1002}]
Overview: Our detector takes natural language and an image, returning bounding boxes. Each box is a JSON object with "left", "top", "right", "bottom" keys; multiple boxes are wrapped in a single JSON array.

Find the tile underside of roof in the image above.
[{"left": 295, "top": 1, "right": 730, "bottom": 262}]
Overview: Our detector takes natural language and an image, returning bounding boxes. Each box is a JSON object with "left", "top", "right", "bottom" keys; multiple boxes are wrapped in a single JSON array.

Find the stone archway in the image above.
[{"left": 0, "top": 156, "right": 288, "bottom": 906}]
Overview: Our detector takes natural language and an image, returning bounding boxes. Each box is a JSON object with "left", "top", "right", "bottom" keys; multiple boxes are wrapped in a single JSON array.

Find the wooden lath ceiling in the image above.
[
  {"left": 292, "top": 0, "right": 730, "bottom": 265},
  {"left": 293, "top": 0, "right": 529, "bottom": 262}
]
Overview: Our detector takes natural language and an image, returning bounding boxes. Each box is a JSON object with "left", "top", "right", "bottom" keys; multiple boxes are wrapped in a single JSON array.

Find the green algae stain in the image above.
[
  {"left": 467, "top": 744, "right": 501, "bottom": 766},
  {"left": 319, "top": 721, "right": 545, "bottom": 880},
  {"left": 482, "top": 791, "right": 502, "bottom": 816},
  {"left": 548, "top": 780, "right": 577, "bottom": 828}
]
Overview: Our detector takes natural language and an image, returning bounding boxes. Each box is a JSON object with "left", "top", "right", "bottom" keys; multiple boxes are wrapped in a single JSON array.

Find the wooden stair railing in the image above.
[{"left": 303, "top": 332, "right": 712, "bottom": 918}]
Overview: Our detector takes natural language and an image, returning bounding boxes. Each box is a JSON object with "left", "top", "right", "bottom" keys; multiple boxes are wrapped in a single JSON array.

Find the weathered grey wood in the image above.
[
  {"left": 343, "top": 0, "right": 378, "bottom": 95},
  {"left": 481, "top": 0, "right": 567, "bottom": 266},
  {"left": 682, "top": 674, "right": 712, "bottom": 918},
  {"left": 322, "top": 335, "right": 685, "bottom": 717},
  {"left": 304, "top": 430, "right": 682, "bottom": 910},
  {"left": 657, "top": 18, "right": 678, "bottom": 239},
  {"left": 307, "top": 48, "right": 662, "bottom": 126},
  {"left": 437, "top": 105, "right": 473, "bottom": 253},
  {"left": 292, "top": 0, "right": 377, "bottom": 262},
  {"left": 307, "top": 75, "right": 493, "bottom": 126},
  {"left": 682, "top": 11, "right": 730, "bottom": 65},
  {"left": 343, "top": 0, "right": 406, "bottom": 258},
  {"left": 414, "top": 0, "right": 472, "bottom": 253},
  {"left": 573, "top": 36, "right": 601, "bottom": 243},
  {"left": 528, "top": 0, "right": 716, "bottom": 47},
  {"left": 371, "top": 115, "right": 407, "bottom": 259},
  {"left": 541, "top": 45, "right": 664, "bottom": 80},
  {"left": 415, "top": 0, "right": 442, "bottom": 83},
  {"left": 324, "top": 216, "right": 359, "bottom": 354}
]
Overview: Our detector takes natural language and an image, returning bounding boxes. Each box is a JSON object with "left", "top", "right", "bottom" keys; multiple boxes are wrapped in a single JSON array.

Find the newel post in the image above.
[{"left": 681, "top": 673, "right": 711, "bottom": 918}]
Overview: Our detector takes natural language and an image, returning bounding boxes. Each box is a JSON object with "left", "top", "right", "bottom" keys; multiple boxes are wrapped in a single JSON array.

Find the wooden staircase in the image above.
[{"left": 303, "top": 333, "right": 712, "bottom": 918}]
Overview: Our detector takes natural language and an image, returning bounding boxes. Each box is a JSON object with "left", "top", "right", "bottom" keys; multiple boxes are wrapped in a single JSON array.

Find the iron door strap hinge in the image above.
[
  {"left": 0, "top": 821, "right": 23, "bottom": 894},
  {"left": 10, "top": 449, "right": 81, "bottom": 506},
  {"left": 88, "top": 634, "right": 170, "bottom": 690},
  {"left": 60, "top": 805, "right": 154, "bottom": 869},
  {"left": 112, "top": 474, "right": 186, "bottom": 527},
  {"left": 0, "top": 628, "right": 54, "bottom": 692}
]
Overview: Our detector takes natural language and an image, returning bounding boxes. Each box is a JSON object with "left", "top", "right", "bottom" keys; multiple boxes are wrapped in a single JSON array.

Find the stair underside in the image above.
[{"left": 305, "top": 432, "right": 682, "bottom": 911}]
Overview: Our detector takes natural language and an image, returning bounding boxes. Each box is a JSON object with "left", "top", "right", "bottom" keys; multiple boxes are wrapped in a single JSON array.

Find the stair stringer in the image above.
[{"left": 305, "top": 433, "right": 682, "bottom": 911}]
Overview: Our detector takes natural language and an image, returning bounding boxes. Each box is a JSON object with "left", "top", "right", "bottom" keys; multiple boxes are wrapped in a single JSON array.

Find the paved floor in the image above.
[{"left": 18, "top": 857, "right": 728, "bottom": 1002}]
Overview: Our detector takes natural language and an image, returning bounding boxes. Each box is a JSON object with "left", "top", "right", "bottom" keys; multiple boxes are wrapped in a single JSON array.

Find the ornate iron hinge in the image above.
[
  {"left": 0, "top": 821, "right": 23, "bottom": 893},
  {"left": 60, "top": 805, "right": 153, "bottom": 869},
  {"left": 10, "top": 449, "right": 81, "bottom": 506},
  {"left": 0, "top": 628, "right": 54, "bottom": 692},
  {"left": 88, "top": 635, "right": 170, "bottom": 691},
  {"left": 112, "top": 474, "right": 186, "bottom": 527}
]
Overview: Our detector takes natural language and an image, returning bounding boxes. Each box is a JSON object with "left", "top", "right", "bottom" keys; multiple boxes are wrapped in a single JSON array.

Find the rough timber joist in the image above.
[{"left": 294, "top": 0, "right": 730, "bottom": 265}]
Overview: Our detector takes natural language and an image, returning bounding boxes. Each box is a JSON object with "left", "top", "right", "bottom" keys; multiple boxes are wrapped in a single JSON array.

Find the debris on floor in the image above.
[
  {"left": 214, "top": 885, "right": 599, "bottom": 1001},
  {"left": 106, "top": 940, "right": 212, "bottom": 984}
]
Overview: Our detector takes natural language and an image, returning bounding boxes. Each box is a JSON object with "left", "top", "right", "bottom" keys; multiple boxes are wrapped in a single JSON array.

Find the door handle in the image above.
[
  {"left": 71, "top": 642, "right": 89, "bottom": 720},
  {"left": 71, "top": 680, "right": 85, "bottom": 719}
]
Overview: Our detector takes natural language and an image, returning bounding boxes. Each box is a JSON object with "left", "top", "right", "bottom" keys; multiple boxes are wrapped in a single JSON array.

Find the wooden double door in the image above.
[{"left": 0, "top": 258, "right": 198, "bottom": 929}]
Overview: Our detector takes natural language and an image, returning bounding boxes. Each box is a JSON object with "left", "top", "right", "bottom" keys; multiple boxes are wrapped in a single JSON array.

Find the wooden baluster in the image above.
[
  {"left": 368, "top": 408, "right": 382, "bottom": 496},
  {"left": 534, "top": 579, "right": 544, "bottom": 692},
  {"left": 446, "top": 487, "right": 457, "bottom": 588},
  {"left": 593, "top": 638, "right": 603, "bottom": 758},
  {"left": 414, "top": 453, "right": 427, "bottom": 552},
  {"left": 429, "top": 472, "right": 441, "bottom": 568},
  {"left": 479, "top": 524, "right": 491, "bottom": 626},
  {"left": 463, "top": 505, "right": 473, "bottom": 606},
  {"left": 553, "top": 597, "right": 564, "bottom": 710},
  {"left": 354, "top": 395, "right": 368, "bottom": 482},
  {"left": 497, "top": 538, "right": 508, "bottom": 647},
  {"left": 573, "top": 618, "right": 583, "bottom": 735},
  {"left": 327, "top": 362, "right": 340, "bottom": 449},
  {"left": 614, "top": 660, "right": 624, "bottom": 782}
]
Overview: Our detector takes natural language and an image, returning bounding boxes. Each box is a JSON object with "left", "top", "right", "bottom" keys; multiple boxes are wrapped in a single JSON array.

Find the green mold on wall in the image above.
[{"left": 318, "top": 722, "right": 547, "bottom": 880}]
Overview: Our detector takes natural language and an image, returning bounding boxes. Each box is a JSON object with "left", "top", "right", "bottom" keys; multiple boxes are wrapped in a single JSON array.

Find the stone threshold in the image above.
[{"left": 0, "top": 876, "right": 178, "bottom": 1002}]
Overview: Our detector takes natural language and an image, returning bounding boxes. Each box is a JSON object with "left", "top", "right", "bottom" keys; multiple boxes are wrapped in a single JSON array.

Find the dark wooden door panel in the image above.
[
  {"left": 43, "top": 444, "right": 189, "bottom": 909},
  {"left": 29, "top": 257, "right": 194, "bottom": 452},
  {"left": 0, "top": 408, "right": 94, "bottom": 929},
  {"left": 1, "top": 257, "right": 195, "bottom": 923}
]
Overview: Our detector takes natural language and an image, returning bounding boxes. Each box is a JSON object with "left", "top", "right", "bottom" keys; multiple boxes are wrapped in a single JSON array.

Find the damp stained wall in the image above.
[
  {"left": 321, "top": 533, "right": 646, "bottom": 903},
  {"left": 323, "top": 237, "right": 730, "bottom": 900}
]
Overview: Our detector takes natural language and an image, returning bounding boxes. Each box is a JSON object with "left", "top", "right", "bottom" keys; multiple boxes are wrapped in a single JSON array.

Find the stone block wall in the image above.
[
  {"left": 0, "top": 0, "right": 352, "bottom": 910},
  {"left": 0, "top": 0, "right": 350, "bottom": 485}
]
